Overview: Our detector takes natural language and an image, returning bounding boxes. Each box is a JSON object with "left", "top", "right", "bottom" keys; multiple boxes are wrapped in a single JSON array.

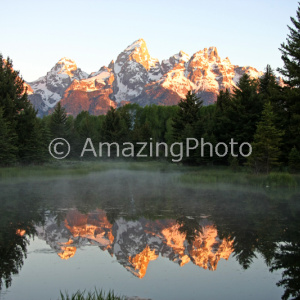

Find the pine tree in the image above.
[
  {"left": 100, "top": 107, "right": 131, "bottom": 158},
  {"left": 73, "top": 111, "right": 100, "bottom": 158},
  {"left": 231, "top": 74, "right": 263, "bottom": 144},
  {"left": 214, "top": 90, "right": 232, "bottom": 146},
  {"left": 248, "top": 102, "right": 284, "bottom": 173},
  {"left": 49, "top": 102, "right": 71, "bottom": 138},
  {"left": 278, "top": 3, "right": 300, "bottom": 88},
  {"left": 0, "top": 55, "right": 46, "bottom": 164},
  {"left": 213, "top": 76, "right": 263, "bottom": 165},
  {"left": 171, "top": 91, "right": 202, "bottom": 164},
  {"left": 278, "top": 4, "right": 300, "bottom": 153},
  {"left": 288, "top": 146, "right": 300, "bottom": 172},
  {"left": 259, "top": 65, "right": 280, "bottom": 97},
  {"left": 102, "top": 107, "right": 129, "bottom": 143},
  {"left": 0, "top": 55, "right": 29, "bottom": 126},
  {"left": 16, "top": 105, "right": 48, "bottom": 163},
  {"left": 172, "top": 91, "right": 202, "bottom": 141},
  {"left": 0, "top": 108, "right": 17, "bottom": 165}
]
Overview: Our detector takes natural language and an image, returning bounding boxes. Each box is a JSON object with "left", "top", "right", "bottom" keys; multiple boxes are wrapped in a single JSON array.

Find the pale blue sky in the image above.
[{"left": 1, "top": 0, "right": 298, "bottom": 81}]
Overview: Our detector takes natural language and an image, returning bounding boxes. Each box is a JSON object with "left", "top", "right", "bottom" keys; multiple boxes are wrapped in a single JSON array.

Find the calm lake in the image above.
[{"left": 0, "top": 167, "right": 299, "bottom": 300}]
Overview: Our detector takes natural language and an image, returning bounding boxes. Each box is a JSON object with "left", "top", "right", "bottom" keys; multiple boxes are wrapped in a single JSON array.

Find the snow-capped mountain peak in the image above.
[
  {"left": 112, "top": 38, "right": 162, "bottom": 103},
  {"left": 116, "top": 38, "right": 156, "bottom": 72},
  {"left": 50, "top": 57, "right": 88, "bottom": 79},
  {"left": 54, "top": 57, "right": 78, "bottom": 77},
  {"left": 28, "top": 58, "right": 88, "bottom": 112},
  {"left": 125, "top": 38, "right": 146, "bottom": 52}
]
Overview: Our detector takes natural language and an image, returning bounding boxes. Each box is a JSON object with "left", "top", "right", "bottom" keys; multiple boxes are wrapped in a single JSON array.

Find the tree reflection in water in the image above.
[
  {"left": 0, "top": 226, "right": 31, "bottom": 289},
  {"left": 270, "top": 240, "right": 300, "bottom": 299}
]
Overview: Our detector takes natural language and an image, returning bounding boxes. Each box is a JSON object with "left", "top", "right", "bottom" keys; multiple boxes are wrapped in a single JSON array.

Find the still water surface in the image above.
[{"left": 0, "top": 169, "right": 299, "bottom": 300}]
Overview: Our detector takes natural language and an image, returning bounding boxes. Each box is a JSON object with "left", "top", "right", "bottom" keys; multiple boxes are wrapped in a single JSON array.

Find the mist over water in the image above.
[{"left": 0, "top": 165, "right": 299, "bottom": 300}]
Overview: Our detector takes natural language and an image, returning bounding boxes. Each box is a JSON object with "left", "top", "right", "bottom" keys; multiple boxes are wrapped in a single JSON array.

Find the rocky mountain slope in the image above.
[{"left": 27, "top": 39, "right": 264, "bottom": 116}]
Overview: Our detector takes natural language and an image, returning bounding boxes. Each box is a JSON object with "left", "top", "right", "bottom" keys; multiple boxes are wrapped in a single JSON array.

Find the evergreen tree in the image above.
[
  {"left": 278, "top": 3, "right": 300, "bottom": 88},
  {"left": 259, "top": 65, "right": 280, "bottom": 97},
  {"left": 0, "top": 55, "right": 47, "bottom": 164},
  {"left": 213, "top": 89, "right": 233, "bottom": 164},
  {"left": 231, "top": 74, "right": 263, "bottom": 144},
  {"left": 101, "top": 107, "right": 131, "bottom": 158},
  {"left": 73, "top": 111, "right": 101, "bottom": 158},
  {"left": 248, "top": 102, "right": 284, "bottom": 173},
  {"left": 131, "top": 122, "right": 152, "bottom": 158},
  {"left": 216, "top": 89, "right": 231, "bottom": 112},
  {"left": 16, "top": 104, "right": 49, "bottom": 163},
  {"left": 49, "top": 102, "right": 70, "bottom": 138},
  {"left": 102, "top": 107, "right": 130, "bottom": 143},
  {"left": 288, "top": 146, "right": 300, "bottom": 172},
  {"left": 213, "top": 77, "right": 263, "bottom": 165},
  {"left": 0, "top": 108, "right": 17, "bottom": 165},
  {"left": 278, "top": 4, "right": 300, "bottom": 153},
  {"left": 172, "top": 91, "right": 202, "bottom": 141},
  {"left": 0, "top": 55, "right": 29, "bottom": 126},
  {"left": 171, "top": 91, "right": 203, "bottom": 164}
]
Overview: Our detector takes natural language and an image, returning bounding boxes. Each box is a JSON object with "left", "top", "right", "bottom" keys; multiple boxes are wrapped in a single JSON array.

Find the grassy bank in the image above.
[
  {"left": 179, "top": 168, "right": 300, "bottom": 188},
  {"left": 0, "top": 160, "right": 299, "bottom": 188},
  {"left": 0, "top": 160, "right": 185, "bottom": 179}
]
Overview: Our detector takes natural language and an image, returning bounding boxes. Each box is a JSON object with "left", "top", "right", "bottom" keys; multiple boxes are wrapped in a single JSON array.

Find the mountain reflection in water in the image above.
[
  {"left": 34, "top": 209, "right": 233, "bottom": 278},
  {"left": 0, "top": 169, "right": 300, "bottom": 299}
]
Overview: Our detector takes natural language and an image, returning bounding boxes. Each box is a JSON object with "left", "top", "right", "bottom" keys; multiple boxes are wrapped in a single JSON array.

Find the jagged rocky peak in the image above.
[
  {"left": 88, "top": 65, "right": 113, "bottom": 78},
  {"left": 108, "top": 60, "right": 114, "bottom": 70},
  {"left": 27, "top": 57, "right": 88, "bottom": 115},
  {"left": 112, "top": 38, "right": 162, "bottom": 103},
  {"left": 173, "top": 50, "right": 190, "bottom": 64},
  {"left": 223, "top": 56, "right": 231, "bottom": 64},
  {"left": 115, "top": 38, "right": 158, "bottom": 72},
  {"left": 188, "top": 46, "right": 220, "bottom": 67},
  {"left": 207, "top": 46, "right": 220, "bottom": 62},
  {"left": 49, "top": 57, "right": 88, "bottom": 80},
  {"left": 161, "top": 50, "right": 190, "bottom": 74},
  {"left": 54, "top": 57, "right": 77, "bottom": 75}
]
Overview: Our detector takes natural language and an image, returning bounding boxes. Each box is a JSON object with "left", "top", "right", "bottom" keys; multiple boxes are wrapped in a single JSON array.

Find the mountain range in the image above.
[{"left": 26, "top": 39, "right": 266, "bottom": 116}]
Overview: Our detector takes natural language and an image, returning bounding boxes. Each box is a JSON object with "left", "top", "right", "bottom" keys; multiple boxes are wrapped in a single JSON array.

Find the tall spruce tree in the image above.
[
  {"left": 231, "top": 74, "right": 263, "bottom": 144},
  {"left": 49, "top": 102, "right": 71, "bottom": 139},
  {"left": 278, "top": 3, "right": 300, "bottom": 88},
  {"left": 259, "top": 65, "right": 280, "bottom": 97},
  {"left": 0, "top": 55, "right": 29, "bottom": 126},
  {"left": 171, "top": 91, "right": 203, "bottom": 164},
  {"left": 213, "top": 76, "right": 263, "bottom": 165},
  {"left": 172, "top": 91, "right": 202, "bottom": 140},
  {"left": 73, "top": 111, "right": 101, "bottom": 158},
  {"left": 17, "top": 105, "right": 48, "bottom": 163},
  {"left": 0, "top": 55, "right": 47, "bottom": 164},
  {"left": 213, "top": 89, "right": 233, "bottom": 163},
  {"left": 288, "top": 146, "right": 300, "bottom": 172},
  {"left": 0, "top": 108, "right": 17, "bottom": 165},
  {"left": 278, "top": 3, "right": 300, "bottom": 153},
  {"left": 248, "top": 102, "right": 284, "bottom": 174},
  {"left": 102, "top": 107, "right": 130, "bottom": 143}
]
